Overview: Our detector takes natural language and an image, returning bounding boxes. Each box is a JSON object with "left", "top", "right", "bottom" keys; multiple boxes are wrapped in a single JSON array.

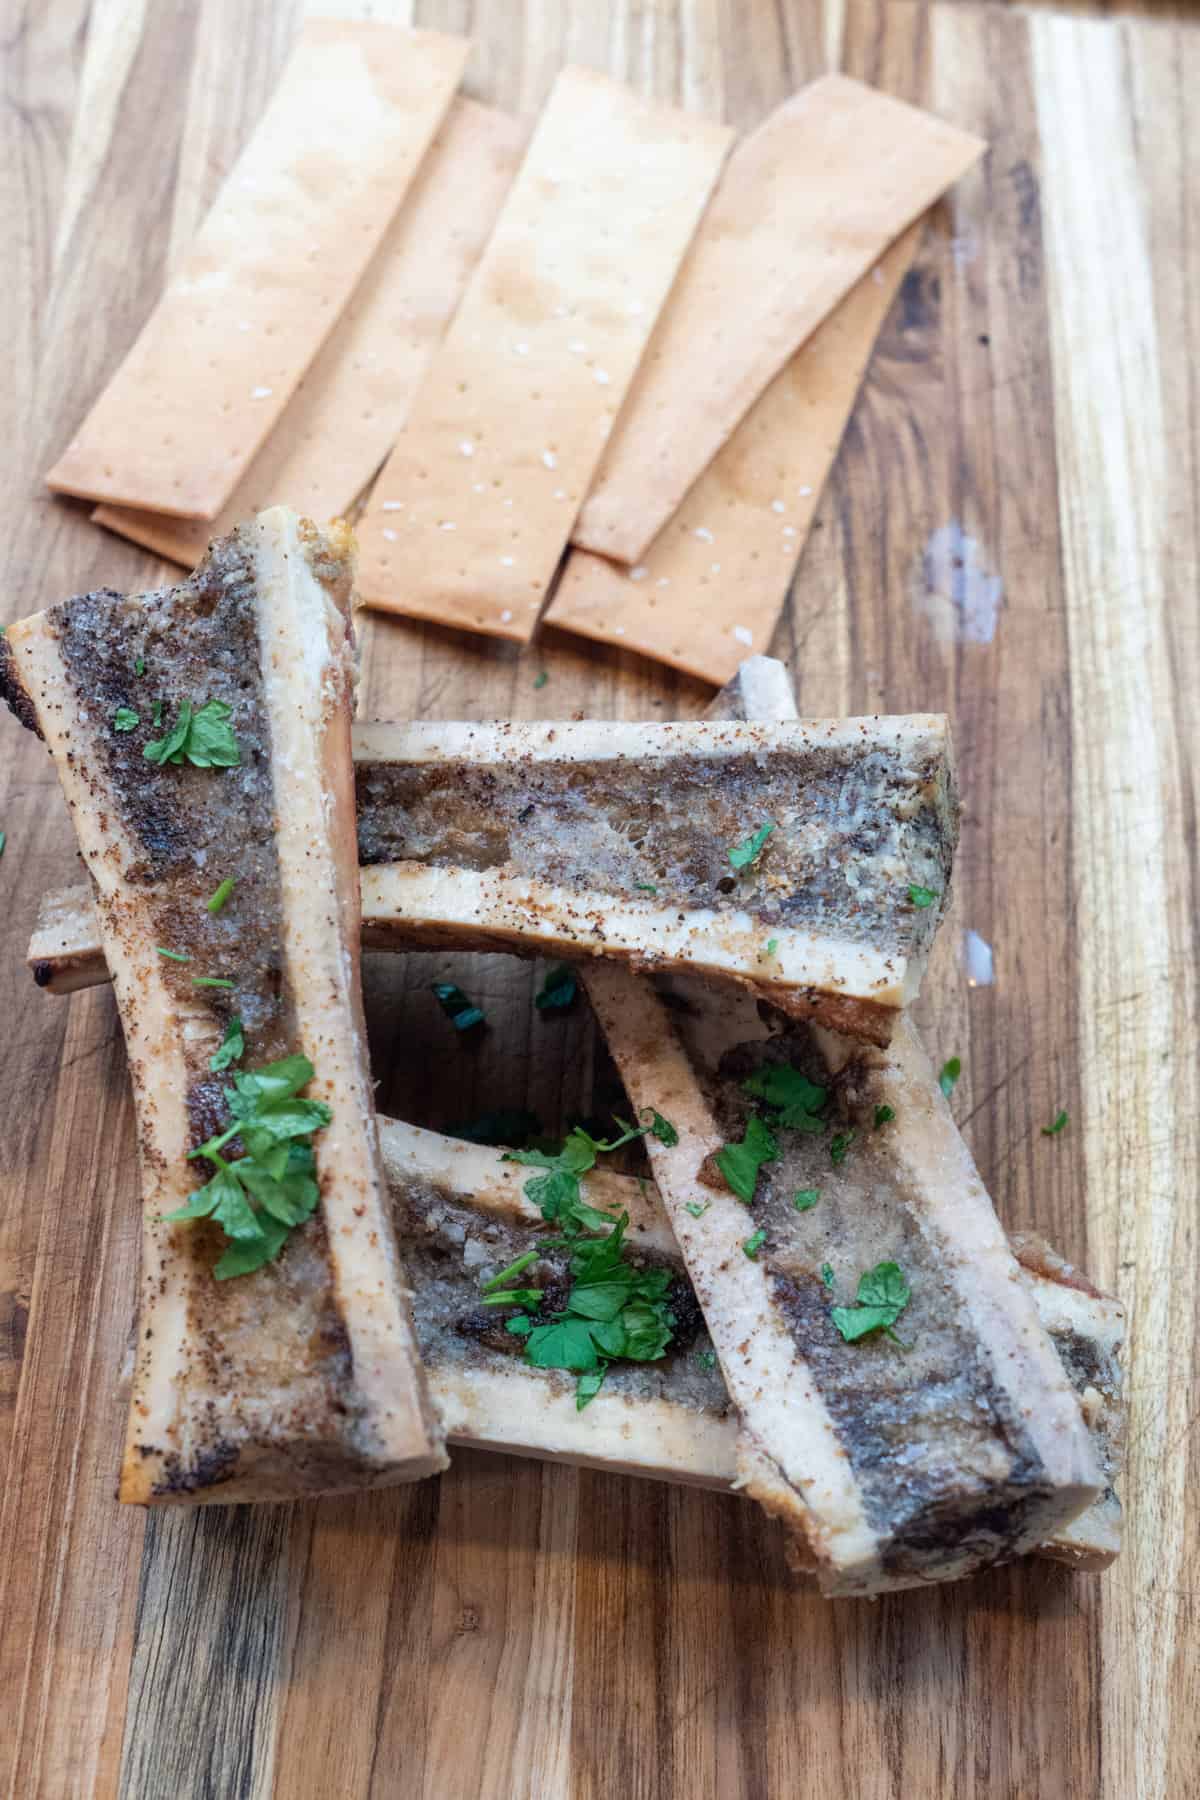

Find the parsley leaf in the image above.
[
  {"left": 939, "top": 1056, "right": 962, "bottom": 1098},
  {"left": 821, "top": 1263, "right": 835, "bottom": 1289},
  {"left": 728, "top": 820, "right": 775, "bottom": 872},
  {"left": 156, "top": 946, "right": 190, "bottom": 962},
  {"left": 743, "top": 1228, "right": 767, "bottom": 1259},
  {"left": 533, "top": 671, "right": 549, "bottom": 690},
  {"left": 144, "top": 698, "right": 240, "bottom": 768},
  {"left": 433, "top": 981, "right": 485, "bottom": 1031},
  {"left": 741, "top": 1063, "right": 826, "bottom": 1131},
  {"left": 908, "top": 884, "right": 938, "bottom": 909},
  {"left": 765, "top": 937, "right": 779, "bottom": 957},
  {"left": 830, "top": 1260, "right": 911, "bottom": 1345},
  {"left": 535, "top": 964, "right": 577, "bottom": 1012},
  {"left": 113, "top": 706, "right": 139, "bottom": 732},
  {"left": 0, "top": 830, "right": 6, "bottom": 858},
  {"left": 193, "top": 975, "right": 235, "bottom": 989},
  {"left": 685, "top": 1201, "right": 709, "bottom": 1219},
  {"left": 696, "top": 1349, "right": 717, "bottom": 1371},
  {"left": 165, "top": 1056, "right": 329, "bottom": 1280},
  {"left": 715, "top": 1114, "right": 779, "bottom": 1204},
  {"left": 634, "top": 881, "right": 658, "bottom": 894},
  {"left": 209, "top": 1015, "right": 244, "bottom": 1074},
  {"left": 206, "top": 877, "right": 235, "bottom": 914},
  {"left": 151, "top": 700, "right": 164, "bottom": 729},
  {"left": 793, "top": 1188, "right": 820, "bottom": 1211},
  {"left": 134, "top": 656, "right": 145, "bottom": 677},
  {"left": 874, "top": 1104, "right": 895, "bottom": 1128},
  {"left": 830, "top": 1130, "right": 855, "bottom": 1166},
  {"left": 1042, "top": 1110, "right": 1069, "bottom": 1137},
  {"left": 644, "top": 1108, "right": 678, "bottom": 1147}
]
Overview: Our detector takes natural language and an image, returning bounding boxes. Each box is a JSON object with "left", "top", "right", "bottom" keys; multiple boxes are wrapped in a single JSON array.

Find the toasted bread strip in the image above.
[
  {"left": 93, "top": 99, "right": 525, "bottom": 567},
  {"left": 382, "top": 1117, "right": 1123, "bottom": 1569},
  {"left": 45, "top": 21, "right": 468, "bottom": 519},
  {"left": 572, "top": 76, "right": 984, "bottom": 565},
  {"left": 29, "top": 716, "right": 956, "bottom": 1043},
  {"left": 1, "top": 510, "right": 445, "bottom": 1500}
]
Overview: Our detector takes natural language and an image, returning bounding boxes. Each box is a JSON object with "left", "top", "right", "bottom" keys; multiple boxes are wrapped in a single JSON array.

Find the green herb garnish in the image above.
[
  {"left": 743, "top": 1228, "right": 767, "bottom": 1259},
  {"left": 830, "top": 1260, "right": 911, "bottom": 1345},
  {"left": 533, "top": 671, "right": 549, "bottom": 690},
  {"left": 830, "top": 1130, "right": 855, "bottom": 1166},
  {"left": 715, "top": 1114, "right": 779, "bottom": 1204},
  {"left": 535, "top": 964, "right": 577, "bottom": 1012},
  {"left": 206, "top": 877, "right": 236, "bottom": 914},
  {"left": 433, "top": 981, "right": 485, "bottom": 1031},
  {"left": 634, "top": 881, "right": 658, "bottom": 894},
  {"left": 821, "top": 1263, "right": 835, "bottom": 1289},
  {"left": 113, "top": 706, "right": 139, "bottom": 732},
  {"left": 765, "top": 937, "right": 779, "bottom": 957},
  {"left": 134, "top": 656, "right": 145, "bottom": 677},
  {"left": 873, "top": 1104, "right": 895, "bottom": 1128},
  {"left": 696, "top": 1349, "right": 717, "bottom": 1371},
  {"left": 939, "top": 1056, "right": 962, "bottom": 1098},
  {"left": 193, "top": 975, "right": 235, "bottom": 989},
  {"left": 209, "top": 1016, "right": 244, "bottom": 1074},
  {"left": 1042, "top": 1109, "right": 1069, "bottom": 1137},
  {"left": 685, "top": 1201, "right": 709, "bottom": 1219},
  {"left": 908, "top": 884, "right": 938, "bottom": 909},
  {"left": 740, "top": 1063, "right": 826, "bottom": 1131},
  {"left": 156, "top": 946, "right": 190, "bottom": 963},
  {"left": 793, "top": 1189, "right": 820, "bottom": 1212},
  {"left": 144, "top": 698, "right": 240, "bottom": 769},
  {"left": 151, "top": 700, "right": 164, "bottom": 729},
  {"left": 728, "top": 820, "right": 775, "bottom": 872},
  {"left": 644, "top": 1109, "right": 678, "bottom": 1147},
  {"left": 164, "top": 1053, "right": 331, "bottom": 1280},
  {"left": 0, "top": 830, "right": 6, "bottom": 858}
]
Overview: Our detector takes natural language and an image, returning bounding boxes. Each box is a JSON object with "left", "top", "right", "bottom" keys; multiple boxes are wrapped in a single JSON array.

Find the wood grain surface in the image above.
[{"left": 1, "top": 3, "right": 1196, "bottom": 1796}]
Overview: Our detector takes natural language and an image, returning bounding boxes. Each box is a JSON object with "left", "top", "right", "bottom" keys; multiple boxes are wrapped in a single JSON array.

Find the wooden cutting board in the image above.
[{"left": 1, "top": 2, "right": 1196, "bottom": 1795}]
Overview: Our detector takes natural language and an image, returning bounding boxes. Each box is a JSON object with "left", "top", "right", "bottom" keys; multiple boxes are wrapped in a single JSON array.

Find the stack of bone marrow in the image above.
[{"left": 2, "top": 515, "right": 1123, "bottom": 1593}]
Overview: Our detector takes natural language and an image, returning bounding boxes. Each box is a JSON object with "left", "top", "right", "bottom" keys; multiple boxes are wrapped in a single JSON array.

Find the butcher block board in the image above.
[{"left": 1, "top": 3, "right": 1196, "bottom": 1797}]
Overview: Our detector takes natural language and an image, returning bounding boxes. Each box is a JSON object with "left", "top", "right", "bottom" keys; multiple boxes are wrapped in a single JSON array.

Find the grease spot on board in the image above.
[
  {"left": 915, "top": 522, "right": 1003, "bottom": 644},
  {"left": 962, "top": 929, "right": 995, "bottom": 989}
]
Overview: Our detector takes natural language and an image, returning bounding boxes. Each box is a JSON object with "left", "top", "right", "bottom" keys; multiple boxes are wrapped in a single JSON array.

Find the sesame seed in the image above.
[
  {"left": 250, "top": 385, "right": 273, "bottom": 399},
  {"left": 381, "top": 500, "right": 403, "bottom": 511},
  {"left": 629, "top": 565, "right": 648, "bottom": 582},
  {"left": 500, "top": 609, "right": 513, "bottom": 623},
  {"left": 472, "top": 481, "right": 485, "bottom": 493},
  {"left": 439, "top": 521, "right": 457, "bottom": 531},
  {"left": 515, "top": 342, "right": 530, "bottom": 356},
  {"left": 553, "top": 489, "right": 568, "bottom": 501},
  {"left": 501, "top": 555, "right": 515, "bottom": 566},
  {"left": 459, "top": 440, "right": 475, "bottom": 457},
  {"left": 615, "top": 625, "right": 626, "bottom": 635},
  {"left": 694, "top": 526, "right": 714, "bottom": 543},
  {"left": 711, "top": 562, "right": 721, "bottom": 574},
  {"left": 770, "top": 499, "right": 786, "bottom": 514},
  {"left": 594, "top": 369, "right": 611, "bottom": 385},
  {"left": 382, "top": 528, "right": 398, "bottom": 541},
  {"left": 542, "top": 450, "right": 558, "bottom": 469},
  {"left": 656, "top": 577, "right": 671, "bottom": 588},
  {"left": 568, "top": 341, "right": 586, "bottom": 354},
  {"left": 782, "top": 526, "right": 797, "bottom": 538},
  {"left": 237, "top": 320, "right": 252, "bottom": 332},
  {"left": 734, "top": 626, "right": 753, "bottom": 646}
]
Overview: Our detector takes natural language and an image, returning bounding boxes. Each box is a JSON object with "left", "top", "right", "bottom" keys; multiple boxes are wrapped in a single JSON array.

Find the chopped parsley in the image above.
[
  {"left": 830, "top": 1130, "right": 855, "bottom": 1166},
  {"left": 0, "top": 830, "right": 6, "bottom": 858},
  {"left": 874, "top": 1104, "right": 895, "bottom": 1128},
  {"left": 908, "top": 884, "right": 938, "bottom": 909},
  {"left": 821, "top": 1262, "right": 836, "bottom": 1289},
  {"left": 206, "top": 877, "right": 236, "bottom": 914},
  {"left": 743, "top": 1228, "right": 767, "bottom": 1259},
  {"left": 432, "top": 981, "right": 485, "bottom": 1031},
  {"left": 740, "top": 1063, "right": 826, "bottom": 1131},
  {"left": 193, "top": 975, "right": 235, "bottom": 989},
  {"left": 164, "top": 1053, "right": 331, "bottom": 1280},
  {"left": 209, "top": 1015, "right": 244, "bottom": 1073},
  {"left": 793, "top": 1188, "right": 820, "bottom": 1212},
  {"left": 151, "top": 699, "right": 164, "bottom": 729},
  {"left": 696, "top": 1349, "right": 717, "bottom": 1371},
  {"left": 715, "top": 1113, "right": 779, "bottom": 1204},
  {"left": 765, "top": 937, "right": 779, "bottom": 957},
  {"left": 728, "top": 819, "right": 775, "bottom": 872},
  {"left": 830, "top": 1260, "right": 911, "bottom": 1345},
  {"left": 1042, "top": 1109, "right": 1069, "bottom": 1137},
  {"left": 643, "top": 1108, "right": 678, "bottom": 1147},
  {"left": 685, "top": 1200, "right": 709, "bottom": 1219},
  {"left": 494, "top": 1118, "right": 680, "bottom": 1408},
  {"left": 113, "top": 706, "right": 139, "bottom": 732},
  {"left": 939, "top": 1056, "right": 962, "bottom": 1098},
  {"left": 134, "top": 656, "right": 145, "bottom": 677},
  {"left": 533, "top": 671, "right": 549, "bottom": 690},
  {"left": 535, "top": 964, "right": 577, "bottom": 1011},
  {"left": 144, "top": 698, "right": 240, "bottom": 769},
  {"left": 156, "top": 946, "right": 190, "bottom": 963},
  {"left": 634, "top": 881, "right": 658, "bottom": 894}
]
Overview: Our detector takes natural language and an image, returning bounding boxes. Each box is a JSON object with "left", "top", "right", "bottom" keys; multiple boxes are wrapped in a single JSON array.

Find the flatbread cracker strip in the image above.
[
  {"left": 573, "top": 75, "right": 984, "bottom": 565},
  {"left": 354, "top": 65, "right": 733, "bottom": 642},
  {"left": 45, "top": 20, "right": 469, "bottom": 519},
  {"left": 547, "top": 226, "right": 919, "bottom": 685},
  {"left": 93, "top": 99, "right": 525, "bottom": 568}
]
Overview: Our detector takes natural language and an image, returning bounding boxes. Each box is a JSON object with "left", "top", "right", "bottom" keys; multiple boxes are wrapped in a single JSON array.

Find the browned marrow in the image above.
[
  {"left": 26, "top": 714, "right": 958, "bottom": 1045},
  {"left": 1, "top": 509, "right": 445, "bottom": 1501}
]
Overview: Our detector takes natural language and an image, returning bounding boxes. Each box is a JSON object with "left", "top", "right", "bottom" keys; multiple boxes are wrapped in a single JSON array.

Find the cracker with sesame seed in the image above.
[
  {"left": 573, "top": 76, "right": 984, "bottom": 566},
  {"left": 355, "top": 67, "right": 733, "bottom": 644},
  {"left": 93, "top": 101, "right": 524, "bottom": 570},
  {"left": 547, "top": 225, "right": 919, "bottom": 686},
  {"left": 46, "top": 21, "right": 468, "bottom": 519}
]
